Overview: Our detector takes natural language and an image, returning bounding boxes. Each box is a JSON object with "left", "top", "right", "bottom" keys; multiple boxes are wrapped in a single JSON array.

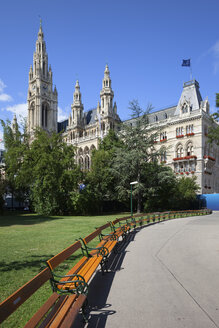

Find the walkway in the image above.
[{"left": 76, "top": 212, "right": 219, "bottom": 328}]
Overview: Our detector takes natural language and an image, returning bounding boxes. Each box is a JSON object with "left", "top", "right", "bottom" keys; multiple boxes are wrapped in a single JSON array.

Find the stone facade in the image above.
[
  {"left": 27, "top": 23, "right": 219, "bottom": 194},
  {"left": 60, "top": 65, "right": 120, "bottom": 170},
  {"left": 125, "top": 80, "right": 219, "bottom": 194}
]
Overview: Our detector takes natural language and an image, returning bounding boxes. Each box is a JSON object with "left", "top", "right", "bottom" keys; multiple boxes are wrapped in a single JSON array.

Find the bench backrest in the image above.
[
  {"left": 97, "top": 222, "right": 111, "bottom": 231},
  {"left": 47, "top": 241, "right": 81, "bottom": 271},
  {"left": 83, "top": 228, "right": 101, "bottom": 244},
  {"left": 0, "top": 268, "right": 51, "bottom": 324}
]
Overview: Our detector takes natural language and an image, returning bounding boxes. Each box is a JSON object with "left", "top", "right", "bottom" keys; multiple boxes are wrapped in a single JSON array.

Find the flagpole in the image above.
[{"left": 190, "top": 58, "right": 193, "bottom": 80}]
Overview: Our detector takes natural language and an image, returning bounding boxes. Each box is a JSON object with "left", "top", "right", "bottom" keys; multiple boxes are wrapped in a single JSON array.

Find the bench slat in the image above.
[
  {"left": 48, "top": 294, "right": 77, "bottom": 328},
  {"left": 60, "top": 294, "right": 86, "bottom": 328},
  {"left": 24, "top": 293, "right": 61, "bottom": 328},
  {"left": 0, "top": 268, "right": 51, "bottom": 324},
  {"left": 84, "top": 229, "right": 100, "bottom": 244},
  {"left": 47, "top": 241, "right": 81, "bottom": 270}
]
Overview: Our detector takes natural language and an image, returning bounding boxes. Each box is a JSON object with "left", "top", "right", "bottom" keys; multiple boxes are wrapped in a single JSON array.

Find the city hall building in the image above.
[{"left": 26, "top": 23, "right": 219, "bottom": 194}]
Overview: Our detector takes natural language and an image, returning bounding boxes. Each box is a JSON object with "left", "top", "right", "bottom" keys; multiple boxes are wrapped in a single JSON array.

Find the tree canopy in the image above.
[
  {"left": 112, "top": 100, "right": 166, "bottom": 212},
  {"left": 1, "top": 104, "right": 201, "bottom": 215}
]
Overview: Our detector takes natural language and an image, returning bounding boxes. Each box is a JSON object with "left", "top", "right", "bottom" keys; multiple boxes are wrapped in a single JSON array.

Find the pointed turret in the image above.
[
  {"left": 12, "top": 114, "right": 18, "bottom": 134},
  {"left": 37, "top": 19, "right": 44, "bottom": 40},
  {"left": 71, "top": 80, "right": 84, "bottom": 127},
  {"left": 100, "top": 64, "right": 114, "bottom": 116}
]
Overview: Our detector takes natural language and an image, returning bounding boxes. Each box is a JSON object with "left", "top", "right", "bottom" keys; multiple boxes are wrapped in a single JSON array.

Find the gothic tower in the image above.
[
  {"left": 100, "top": 65, "right": 114, "bottom": 117},
  {"left": 71, "top": 80, "right": 84, "bottom": 127},
  {"left": 27, "top": 21, "right": 58, "bottom": 134}
]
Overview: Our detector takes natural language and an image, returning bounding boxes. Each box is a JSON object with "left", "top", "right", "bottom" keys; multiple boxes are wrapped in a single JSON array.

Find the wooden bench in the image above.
[
  {"left": 0, "top": 262, "right": 87, "bottom": 328},
  {"left": 47, "top": 225, "right": 123, "bottom": 296},
  {"left": 109, "top": 219, "right": 130, "bottom": 240},
  {"left": 0, "top": 222, "right": 127, "bottom": 327}
]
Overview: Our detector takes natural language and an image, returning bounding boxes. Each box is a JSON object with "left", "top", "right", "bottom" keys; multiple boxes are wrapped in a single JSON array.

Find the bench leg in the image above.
[
  {"left": 113, "top": 243, "right": 119, "bottom": 254},
  {"left": 81, "top": 298, "right": 89, "bottom": 323},
  {"left": 100, "top": 258, "right": 108, "bottom": 274}
]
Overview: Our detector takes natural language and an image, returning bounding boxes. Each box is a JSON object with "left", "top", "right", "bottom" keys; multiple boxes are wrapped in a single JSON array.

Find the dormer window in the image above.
[{"left": 182, "top": 103, "right": 188, "bottom": 114}]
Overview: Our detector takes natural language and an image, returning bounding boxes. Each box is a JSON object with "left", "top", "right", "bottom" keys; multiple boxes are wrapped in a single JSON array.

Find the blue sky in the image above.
[{"left": 1, "top": 0, "right": 219, "bottom": 146}]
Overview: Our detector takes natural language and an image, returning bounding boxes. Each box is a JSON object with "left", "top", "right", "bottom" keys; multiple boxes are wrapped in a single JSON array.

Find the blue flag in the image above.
[{"left": 182, "top": 59, "right": 190, "bottom": 67}]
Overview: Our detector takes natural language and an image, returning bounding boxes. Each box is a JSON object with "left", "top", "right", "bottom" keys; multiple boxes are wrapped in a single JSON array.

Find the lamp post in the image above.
[{"left": 130, "top": 181, "right": 138, "bottom": 218}]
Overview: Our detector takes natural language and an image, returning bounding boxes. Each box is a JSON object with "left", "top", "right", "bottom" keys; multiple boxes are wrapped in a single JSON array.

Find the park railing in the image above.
[{"left": 0, "top": 208, "right": 212, "bottom": 327}]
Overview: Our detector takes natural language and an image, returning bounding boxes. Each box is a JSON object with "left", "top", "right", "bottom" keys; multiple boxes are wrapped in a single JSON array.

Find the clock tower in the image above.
[{"left": 27, "top": 21, "right": 58, "bottom": 134}]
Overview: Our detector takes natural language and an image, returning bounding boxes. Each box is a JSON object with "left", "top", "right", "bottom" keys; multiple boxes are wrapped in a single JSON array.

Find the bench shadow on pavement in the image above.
[{"left": 73, "top": 228, "right": 141, "bottom": 328}]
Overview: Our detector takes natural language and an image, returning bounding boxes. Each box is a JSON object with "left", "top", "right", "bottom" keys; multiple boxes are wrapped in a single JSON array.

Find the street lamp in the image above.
[{"left": 130, "top": 181, "right": 138, "bottom": 218}]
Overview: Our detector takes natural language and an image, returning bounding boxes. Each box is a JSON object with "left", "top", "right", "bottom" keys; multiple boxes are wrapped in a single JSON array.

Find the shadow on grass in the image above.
[
  {"left": 73, "top": 228, "right": 141, "bottom": 328},
  {"left": 0, "top": 253, "right": 83, "bottom": 272},
  {"left": 0, "top": 213, "right": 66, "bottom": 227}
]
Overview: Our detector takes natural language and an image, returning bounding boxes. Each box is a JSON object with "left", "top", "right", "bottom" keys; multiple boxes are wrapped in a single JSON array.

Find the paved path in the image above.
[{"left": 77, "top": 212, "right": 219, "bottom": 328}]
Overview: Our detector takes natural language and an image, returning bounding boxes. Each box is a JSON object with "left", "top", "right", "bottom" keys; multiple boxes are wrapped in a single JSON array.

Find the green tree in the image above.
[
  {"left": 207, "top": 94, "right": 219, "bottom": 145},
  {"left": 1, "top": 118, "right": 30, "bottom": 206},
  {"left": 112, "top": 100, "right": 166, "bottom": 212},
  {"left": 208, "top": 111, "right": 219, "bottom": 146},
  {"left": 216, "top": 93, "right": 219, "bottom": 108},
  {"left": 20, "top": 129, "right": 82, "bottom": 215},
  {"left": 0, "top": 170, "right": 6, "bottom": 213},
  {"left": 172, "top": 176, "right": 200, "bottom": 210},
  {"left": 85, "top": 130, "right": 123, "bottom": 213},
  {"left": 144, "top": 164, "right": 177, "bottom": 212}
]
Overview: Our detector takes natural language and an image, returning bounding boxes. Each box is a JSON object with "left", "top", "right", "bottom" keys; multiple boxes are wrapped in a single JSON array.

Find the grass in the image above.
[{"left": 0, "top": 211, "right": 127, "bottom": 328}]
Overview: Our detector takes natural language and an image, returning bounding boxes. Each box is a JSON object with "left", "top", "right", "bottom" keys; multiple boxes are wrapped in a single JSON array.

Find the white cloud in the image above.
[
  {"left": 198, "top": 40, "right": 219, "bottom": 74},
  {"left": 212, "top": 41, "right": 219, "bottom": 56},
  {"left": 0, "top": 94, "right": 13, "bottom": 102},
  {"left": 0, "top": 80, "right": 6, "bottom": 93},
  {"left": 4, "top": 103, "right": 27, "bottom": 125},
  {"left": 0, "top": 78, "right": 13, "bottom": 102},
  {"left": 58, "top": 106, "right": 69, "bottom": 122}
]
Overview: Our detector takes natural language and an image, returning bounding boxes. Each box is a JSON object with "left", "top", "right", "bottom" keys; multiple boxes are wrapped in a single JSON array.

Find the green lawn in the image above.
[{"left": 0, "top": 212, "right": 127, "bottom": 328}]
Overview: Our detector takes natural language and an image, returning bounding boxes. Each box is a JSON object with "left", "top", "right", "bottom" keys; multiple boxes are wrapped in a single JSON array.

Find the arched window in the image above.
[
  {"left": 176, "top": 144, "right": 183, "bottom": 158},
  {"left": 30, "top": 102, "right": 35, "bottom": 127},
  {"left": 43, "top": 61, "right": 45, "bottom": 76},
  {"left": 78, "top": 148, "right": 83, "bottom": 156},
  {"left": 154, "top": 115, "right": 158, "bottom": 122},
  {"left": 42, "top": 103, "right": 48, "bottom": 127},
  {"left": 164, "top": 113, "right": 168, "bottom": 119},
  {"left": 79, "top": 157, "right": 83, "bottom": 170},
  {"left": 84, "top": 146, "right": 89, "bottom": 155},
  {"left": 85, "top": 155, "right": 90, "bottom": 170},
  {"left": 186, "top": 142, "right": 193, "bottom": 156},
  {"left": 161, "top": 151, "right": 167, "bottom": 162}
]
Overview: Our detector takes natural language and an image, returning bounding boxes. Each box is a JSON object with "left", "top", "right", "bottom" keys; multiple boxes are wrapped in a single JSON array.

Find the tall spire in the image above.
[
  {"left": 38, "top": 19, "right": 44, "bottom": 40},
  {"left": 71, "top": 80, "right": 84, "bottom": 127},
  {"left": 100, "top": 64, "right": 114, "bottom": 115},
  {"left": 73, "top": 80, "right": 82, "bottom": 105},
  {"left": 27, "top": 24, "right": 58, "bottom": 134}
]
